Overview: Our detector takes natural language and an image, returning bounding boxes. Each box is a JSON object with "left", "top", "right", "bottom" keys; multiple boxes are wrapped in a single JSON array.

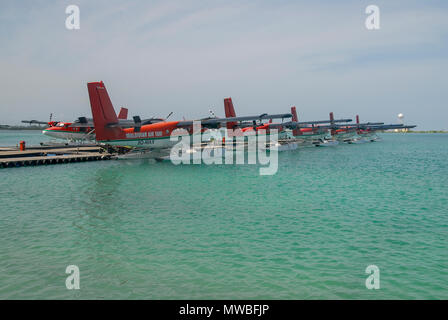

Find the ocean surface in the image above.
[
  {"left": 0, "top": 131, "right": 447, "bottom": 299},
  {"left": 0, "top": 129, "right": 51, "bottom": 147}
]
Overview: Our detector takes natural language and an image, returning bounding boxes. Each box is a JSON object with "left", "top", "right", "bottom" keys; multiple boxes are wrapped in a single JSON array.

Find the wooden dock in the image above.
[{"left": 0, "top": 145, "right": 114, "bottom": 168}]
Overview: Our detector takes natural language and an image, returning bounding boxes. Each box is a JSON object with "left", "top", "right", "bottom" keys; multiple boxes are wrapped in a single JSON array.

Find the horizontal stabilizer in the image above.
[{"left": 118, "top": 107, "right": 128, "bottom": 120}]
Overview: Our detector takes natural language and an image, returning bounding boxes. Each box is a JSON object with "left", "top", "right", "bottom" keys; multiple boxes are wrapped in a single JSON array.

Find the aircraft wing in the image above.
[
  {"left": 366, "top": 124, "right": 417, "bottom": 130},
  {"left": 297, "top": 118, "right": 353, "bottom": 126},
  {"left": 339, "top": 122, "right": 384, "bottom": 129},
  {"left": 69, "top": 117, "right": 165, "bottom": 128},
  {"left": 21, "top": 120, "right": 49, "bottom": 125},
  {"left": 67, "top": 117, "right": 94, "bottom": 127},
  {"left": 274, "top": 118, "right": 352, "bottom": 129},
  {"left": 176, "top": 113, "right": 292, "bottom": 128}
]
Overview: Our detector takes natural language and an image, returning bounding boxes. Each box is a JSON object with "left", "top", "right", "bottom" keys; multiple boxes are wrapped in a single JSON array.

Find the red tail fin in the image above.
[
  {"left": 118, "top": 107, "right": 128, "bottom": 120},
  {"left": 356, "top": 115, "right": 360, "bottom": 124},
  {"left": 224, "top": 97, "right": 237, "bottom": 129},
  {"left": 291, "top": 106, "right": 300, "bottom": 136},
  {"left": 87, "top": 81, "right": 124, "bottom": 141}
]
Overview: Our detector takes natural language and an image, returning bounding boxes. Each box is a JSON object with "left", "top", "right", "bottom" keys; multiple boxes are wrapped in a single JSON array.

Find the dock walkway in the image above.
[{"left": 0, "top": 145, "right": 113, "bottom": 168}]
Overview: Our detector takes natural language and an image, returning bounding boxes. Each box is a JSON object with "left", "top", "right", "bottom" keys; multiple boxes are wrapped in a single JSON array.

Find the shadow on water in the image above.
[{"left": 82, "top": 166, "right": 124, "bottom": 218}]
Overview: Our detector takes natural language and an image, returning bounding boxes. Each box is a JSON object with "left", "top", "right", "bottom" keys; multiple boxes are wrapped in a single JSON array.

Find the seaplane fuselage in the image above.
[
  {"left": 42, "top": 122, "right": 95, "bottom": 141},
  {"left": 98, "top": 121, "right": 192, "bottom": 149}
]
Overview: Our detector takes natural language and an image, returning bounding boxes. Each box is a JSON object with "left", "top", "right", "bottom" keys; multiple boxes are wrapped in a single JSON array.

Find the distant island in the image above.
[
  {"left": 383, "top": 130, "right": 448, "bottom": 134},
  {"left": 0, "top": 125, "right": 46, "bottom": 130},
  {"left": 407, "top": 130, "right": 448, "bottom": 133}
]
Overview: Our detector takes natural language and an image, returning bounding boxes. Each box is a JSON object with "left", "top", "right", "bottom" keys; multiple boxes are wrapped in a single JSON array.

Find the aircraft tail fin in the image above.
[
  {"left": 356, "top": 115, "right": 360, "bottom": 124},
  {"left": 118, "top": 107, "right": 128, "bottom": 120},
  {"left": 329, "top": 112, "right": 335, "bottom": 135},
  {"left": 224, "top": 97, "right": 237, "bottom": 129},
  {"left": 291, "top": 106, "right": 300, "bottom": 136},
  {"left": 87, "top": 81, "right": 124, "bottom": 141}
]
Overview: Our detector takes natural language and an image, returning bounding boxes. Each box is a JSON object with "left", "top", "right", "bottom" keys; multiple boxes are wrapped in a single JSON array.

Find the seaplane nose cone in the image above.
[{"left": 42, "top": 129, "right": 53, "bottom": 137}]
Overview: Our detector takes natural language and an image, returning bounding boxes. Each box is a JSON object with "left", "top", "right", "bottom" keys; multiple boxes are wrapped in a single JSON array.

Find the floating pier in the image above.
[{"left": 0, "top": 145, "right": 113, "bottom": 168}]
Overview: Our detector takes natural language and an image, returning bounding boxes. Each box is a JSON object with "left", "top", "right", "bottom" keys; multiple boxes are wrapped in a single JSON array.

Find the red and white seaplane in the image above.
[
  {"left": 348, "top": 115, "right": 381, "bottom": 143},
  {"left": 23, "top": 108, "right": 129, "bottom": 142},
  {"left": 43, "top": 107, "right": 129, "bottom": 141},
  {"left": 326, "top": 112, "right": 360, "bottom": 143}
]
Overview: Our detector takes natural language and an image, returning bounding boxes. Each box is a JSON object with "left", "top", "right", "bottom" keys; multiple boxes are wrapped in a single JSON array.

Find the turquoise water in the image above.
[
  {"left": 0, "top": 132, "right": 447, "bottom": 299},
  {"left": 0, "top": 130, "right": 51, "bottom": 147}
]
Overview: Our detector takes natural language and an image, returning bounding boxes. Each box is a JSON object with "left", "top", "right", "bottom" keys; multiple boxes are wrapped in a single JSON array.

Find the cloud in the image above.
[{"left": 0, "top": 0, "right": 447, "bottom": 129}]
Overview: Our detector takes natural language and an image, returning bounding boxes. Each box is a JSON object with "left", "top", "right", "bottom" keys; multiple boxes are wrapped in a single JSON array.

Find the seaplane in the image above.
[
  {"left": 42, "top": 107, "right": 129, "bottom": 142},
  {"left": 79, "top": 81, "right": 292, "bottom": 159},
  {"left": 22, "top": 108, "right": 128, "bottom": 142},
  {"left": 347, "top": 115, "right": 383, "bottom": 143},
  {"left": 325, "top": 112, "right": 360, "bottom": 143}
]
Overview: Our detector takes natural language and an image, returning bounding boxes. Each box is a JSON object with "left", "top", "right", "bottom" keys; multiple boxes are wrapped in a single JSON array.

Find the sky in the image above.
[{"left": 0, "top": 0, "right": 447, "bottom": 130}]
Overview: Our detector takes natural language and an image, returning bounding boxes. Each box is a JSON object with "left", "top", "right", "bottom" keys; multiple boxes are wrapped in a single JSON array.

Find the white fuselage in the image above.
[
  {"left": 42, "top": 129, "right": 95, "bottom": 141},
  {"left": 283, "top": 130, "right": 328, "bottom": 146},
  {"left": 333, "top": 130, "right": 358, "bottom": 142}
]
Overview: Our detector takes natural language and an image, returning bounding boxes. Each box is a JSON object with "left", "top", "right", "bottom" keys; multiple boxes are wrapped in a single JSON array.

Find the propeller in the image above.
[
  {"left": 252, "top": 120, "right": 257, "bottom": 130},
  {"left": 78, "top": 117, "right": 88, "bottom": 124},
  {"left": 133, "top": 116, "right": 142, "bottom": 132}
]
